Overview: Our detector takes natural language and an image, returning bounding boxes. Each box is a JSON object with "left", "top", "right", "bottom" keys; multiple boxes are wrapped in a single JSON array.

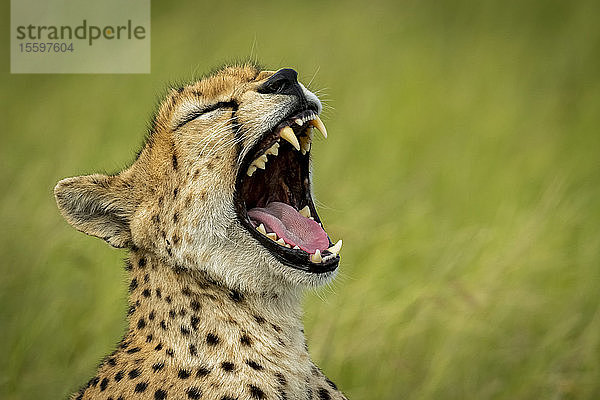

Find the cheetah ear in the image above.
[{"left": 54, "top": 174, "right": 136, "bottom": 248}]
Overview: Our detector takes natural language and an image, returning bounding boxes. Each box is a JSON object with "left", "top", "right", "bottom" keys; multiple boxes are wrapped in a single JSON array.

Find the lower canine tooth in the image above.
[
  {"left": 310, "top": 249, "right": 322, "bottom": 263},
  {"left": 309, "top": 116, "right": 328, "bottom": 139},
  {"left": 280, "top": 126, "right": 300, "bottom": 150},
  {"left": 327, "top": 240, "right": 342, "bottom": 255},
  {"left": 299, "top": 206, "right": 311, "bottom": 218},
  {"left": 246, "top": 165, "right": 257, "bottom": 176},
  {"left": 256, "top": 224, "right": 267, "bottom": 235}
]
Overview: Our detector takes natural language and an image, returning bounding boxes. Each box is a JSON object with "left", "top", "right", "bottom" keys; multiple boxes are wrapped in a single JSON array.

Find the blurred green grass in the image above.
[{"left": 1, "top": 0, "right": 600, "bottom": 399}]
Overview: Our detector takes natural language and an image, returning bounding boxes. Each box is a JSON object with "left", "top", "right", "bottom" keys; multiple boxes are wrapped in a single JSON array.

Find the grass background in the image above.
[{"left": 1, "top": 0, "right": 600, "bottom": 399}]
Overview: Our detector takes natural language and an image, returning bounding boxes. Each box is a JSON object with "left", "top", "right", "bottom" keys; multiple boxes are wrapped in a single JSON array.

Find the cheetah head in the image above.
[{"left": 54, "top": 64, "right": 341, "bottom": 294}]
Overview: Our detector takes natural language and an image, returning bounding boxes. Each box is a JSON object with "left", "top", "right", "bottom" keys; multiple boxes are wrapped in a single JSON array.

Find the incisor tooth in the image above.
[
  {"left": 293, "top": 245, "right": 300, "bottom": 250},
  {"left": 327, "top": 240, "right": 342, "bottom": 255},
  {"left": 280, "top": 126, "right": 300, "bottom": 150},
  {"left": 246, "top": 165, "right": 257, "bottom": 176},
  {"left": 299, "top": 206, "right": 311, "bottom": 218},
  {"left": 310, "top": 249, "right": 322, "bottom": 263},
  {"left": 266, "top": 233, "right": 277, "bottom": 241},
  {"left": 310, "top": 116, "right": 327, "bottom": 139},
  {"left": 256, "top": 224, "right": 267, "bottom": 235},
  {"left": 295, "top": 118, "right": 303, "bottom": 126},
  {"left": 276, "top": 238, "right": 286, "bottom": 246}
]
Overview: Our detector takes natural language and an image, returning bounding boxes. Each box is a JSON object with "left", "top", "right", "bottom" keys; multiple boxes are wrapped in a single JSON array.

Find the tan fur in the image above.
[{"left": 55, "top": 64, "right": 346, "bottom": 400}]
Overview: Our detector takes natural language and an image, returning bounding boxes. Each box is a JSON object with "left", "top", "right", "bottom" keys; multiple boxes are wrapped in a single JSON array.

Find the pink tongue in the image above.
[{"left": 248, "top": 202, "right": 329, "bottom": 253}]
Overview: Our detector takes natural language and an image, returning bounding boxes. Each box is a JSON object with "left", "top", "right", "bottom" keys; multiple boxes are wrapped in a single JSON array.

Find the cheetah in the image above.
[{"left": 54, "top": 64, "right": 347, "bottom": 400}]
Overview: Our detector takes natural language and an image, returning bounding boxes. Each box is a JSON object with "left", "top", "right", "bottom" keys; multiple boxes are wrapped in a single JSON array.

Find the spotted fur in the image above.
[{"left": 55, "top": 63, "right": 347, "bottom": 400}]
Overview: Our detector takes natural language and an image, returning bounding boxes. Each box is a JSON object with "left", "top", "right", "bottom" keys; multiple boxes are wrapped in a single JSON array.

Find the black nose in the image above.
[{"left": 258, "top": 68, "right": 300, "bottom": 95}]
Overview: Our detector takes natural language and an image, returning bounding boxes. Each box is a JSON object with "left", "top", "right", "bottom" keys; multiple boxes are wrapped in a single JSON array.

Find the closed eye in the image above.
[{"left": 176, "top": 100, "right": 238, "bottom": 130}]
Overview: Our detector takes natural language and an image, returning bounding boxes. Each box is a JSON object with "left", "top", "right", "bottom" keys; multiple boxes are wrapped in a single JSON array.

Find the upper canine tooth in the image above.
[
  {"left": 327, "top": 240, "right": 342, "bottom": 255},
  {"left": 310, "top": 249, "right": 322, "bottom": 263},
  {"left": 294, "top": 118, "right": 303, "bottom": 126},
  {"left": 256, "top": 223, "right": 267, "bottom": 235},
  {"left": 246, "top": 165, "right": 257, "bottom": 176},
  {"left": 299, "top": 206, "right": 311, "bottom": 218},
  {"left": 309, "top": 116, "right": 327, "bottom": 139},
  {"left": 280, "top": 126, "right": 300, "bottom": 151}
]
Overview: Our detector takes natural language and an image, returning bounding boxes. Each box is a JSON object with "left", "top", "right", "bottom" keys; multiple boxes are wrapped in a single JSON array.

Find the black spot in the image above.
[
  {"left": 156, "top": 288, "right": 162, "bottom": 298},
  {"left": 249, "top": 384, "right": 265, "bottom": 399},
  {"left": 271, "top": 323, "right": 282, "bottom": 333},
  {"left": 279, "top": 389, "right": 288, "bottom": 400},
  {"left": 173, "top": 212, "right": 179, "bottom": 223},
  {"left": 187, "top": 387, "right": 202, "bottom": 399},
  {"left": 254, "top": 315, "right": 265, "bottom": 324},
  {"left": 318, "top": 388, "right": 331, "bottom": 400},
  {"left": 189, "top": 343, "right": 197, "bottom": 356},
  {"left": 229, "top": 290, "right": 243, "bottom": 302},
  {"left": 206, "top": 333, "right": 219, "bottom": 345},
  {"left": 135, "top": 382, "right": 148, "bottom": 393},
  {"left": 100, "top": 377, "right": 109, "bottom": 391},
  {"left": 137, "top": 318, "right": 146, "bottom": 329},
  {"left": 311, "top": 366, "right": 320, "bottom": 376},
  {"left": 155, "top": 343, "right": 163, "bottom": 351},
  {"left": 144, "top": 273, "right": 150, "bottom": 283},
  {"left": 240, "top": 334, "right": 252, "bottom": 346},
  {"left": 179, "top": 308, "right": 187, "bottom": 316},
  {"left": 152, "top": 362, "right": 164, "bottom": 372},
  {"left": 107, "top": 357, "right": 117, "bottom": 366},
  {"left": 275, "top": 372, "right": 286, "bottom": 386},
  {"left": 191, "top": 315, "right": 200, "bottom": 330},
  {"left": 166, "top": 348, "right": 174, "bottom": 357},
  {"left": 325, "top": 378, "right": 338, "bottom": 390},
  {"left": 181, "top": 326, "right": 191, "bottom": 335},
  {"left": 246, "top": 360, "right": 263, "bottom": 370},
  {"left": 146, "top": 334, "right": 153, "bottom": 342},
  {"left": 149, "top": 311, "right": 156, "bottom": 320},
  {"left": 75, "top": 392, "right": 83, "bottom": 400},
  {"left": 220, "top": 396, "right": 237, "bottom": 400},
  {"left": 139, "top": 258, "right": 146, "bottom": 268},
  {"left": 125, "top": 260, "right": 133, "bottom": 271},
  {"left": 89, "top": 376, "right": 99, "bottom": 387},
  {"left": 129, "top": 278, "right": 138, "bottom": 292},
  {"left": 152, "top": 214, "right": 160, "bottom": 223},
  {"left": 160, "top": 320, "right": 167, "bottom": 330},
  {"left": 196, "top": 366, "right": 211, "bottom": 377},
  {"left": 127, "top": 346, "right": 141, "bottom": 354},
  {"left": 173, "top": 188, "right": 179, "bottom": 198},
  {"left": 169, "top": 310, "right": 176, "bottom": 319},
  {"left": 221, "top": 361, "right": 234, "bottom": 372},
  {"left": 172, "top": 153, "right": 178, "bottom": 170},
  {"left": 114, "top": 371, "right": 124, "bottom": 382},
  {"left": 178, "top": 369, "right": 191, "bottom": 379},
  {"left": 182, "top": 287, "right": 192, "bottom": 296},
  {"left": 143, "top": 289, "right": 151, "bottom": 298},
  {"left": 190, "top": 300, "right": 201, "bottom": 311},
  {"left": 128, "top": 368, "right": 141, "bottom": 379},
  {"left": 155, "top": 389, "right": 167, "bottom": 400},
  {"left": 166, "top": 295, "right": 172, "bottom": 303}
]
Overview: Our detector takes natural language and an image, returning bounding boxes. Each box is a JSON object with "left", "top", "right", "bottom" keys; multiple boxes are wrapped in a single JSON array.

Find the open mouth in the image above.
[{"left": 234, "top": 108, "right": 342, "bottom": 274}]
